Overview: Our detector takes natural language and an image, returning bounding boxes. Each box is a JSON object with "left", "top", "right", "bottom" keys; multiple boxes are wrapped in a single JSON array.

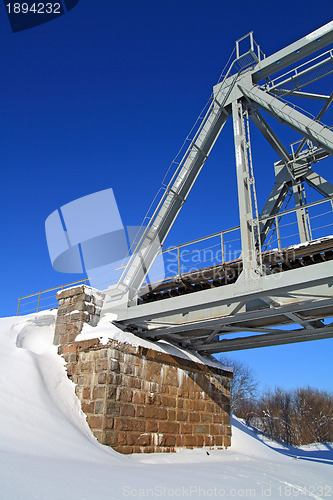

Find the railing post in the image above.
[
  {"left": 16, "top": 298, "right": 21, "bottom": 316},
  {"left": 275, "top": 215, "right": 281, "bottom": 251},
  {"left": 177, "top": 247, "right": 181, "bottom": 278},
  {"left": 36, "top": 291, "right": 42, "bottom": 313},
  {"left": 220, "top": 232, "right": 225, "bottom": 264}
]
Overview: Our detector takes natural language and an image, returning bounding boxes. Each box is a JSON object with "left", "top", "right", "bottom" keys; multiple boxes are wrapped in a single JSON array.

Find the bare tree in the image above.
[{"left": 217, "top": 356, "right": 258, "bottom": 414}]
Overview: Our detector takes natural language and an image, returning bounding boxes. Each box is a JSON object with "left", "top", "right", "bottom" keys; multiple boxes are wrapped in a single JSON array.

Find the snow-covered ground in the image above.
[{"left": 0, "top": 312, "right": 332, "bottom": 500}]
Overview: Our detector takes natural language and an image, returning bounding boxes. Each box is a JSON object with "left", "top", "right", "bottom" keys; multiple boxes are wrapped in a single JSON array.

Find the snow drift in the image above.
[{"left": 0, "top": 311, "right": 332, "bottom": 499}]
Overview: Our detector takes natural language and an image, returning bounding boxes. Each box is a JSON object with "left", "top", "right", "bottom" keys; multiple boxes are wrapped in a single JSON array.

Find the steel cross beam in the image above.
[
  {"left": 195, "top": 324, "right": 333, "bottom": 353},
  {"left": 239, "top": 83, "right": 333, "bottom": 155},
  {"left": 251, "top": 21, "right": 333, "bottom": 83}
]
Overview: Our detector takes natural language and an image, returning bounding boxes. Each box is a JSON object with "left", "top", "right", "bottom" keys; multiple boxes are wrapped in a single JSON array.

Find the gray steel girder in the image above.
[
  {"left": 196, "top": 324, "right": 333, "bottom": 353},
  {"left": 249, "top": 108, "right": 291, "bottom": 163},
  {"left": 103, "top": 77, "right": 236, "bottom": 306},
  {"left": 258, "top": 165, "right": 292, "bottom": 245},
  {"left": 239, "top": 83, "right": 333, "bottom": 155},
  {"left": 136, "top": 293, "right": 333, "bottom": 340},
  {"left": 304, "top": 168, "right": 333, "bottom": 198},
  {"left": 251, "top": 21, "right": 333, "bottom": 82}
]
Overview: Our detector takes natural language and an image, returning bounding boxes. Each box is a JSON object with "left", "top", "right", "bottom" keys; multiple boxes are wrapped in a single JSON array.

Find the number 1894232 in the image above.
[{"left": 6, "top": 3, "right": 61, "bottom": 14}]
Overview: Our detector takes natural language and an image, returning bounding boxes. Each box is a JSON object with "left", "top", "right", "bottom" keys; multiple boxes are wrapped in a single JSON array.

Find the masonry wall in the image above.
[{"left": 54, "top": 285, "right": 232, "bottom": 454}]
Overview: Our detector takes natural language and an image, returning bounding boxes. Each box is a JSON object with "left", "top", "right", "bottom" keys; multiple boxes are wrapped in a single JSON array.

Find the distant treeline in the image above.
[{"left": 235, "top": 387, "right": 333, "bottom": 446}]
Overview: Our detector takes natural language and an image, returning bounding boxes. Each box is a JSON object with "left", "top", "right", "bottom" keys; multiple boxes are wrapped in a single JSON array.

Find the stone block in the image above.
[
  {"left": 123, "top": 364, "right": 133, "bottom": 376},
  {"left": 108, "top": 349, "right": 124, "bottom": 362},
  {"left": 146, "top": 393, "right": 162, "bottom": 406},
  {"left": 82, "top": 401, "right": 95, "bottom": 414},
  {"left": 144, "top": 406, "right": 158, "bottom": 419},
  {"left": 183, "top": 435, "right": 196, "bottom": 447},
  {"left": 212, "top": 413, "right": 223, "bottom": 424},
  {"left": 70, "top": 311, "right": 89, "bottom": 322},
  {"left": 113, "top": 446, "right": 134, "bottom": 455},
  {"left": 103, "top": 417, "right": 114, "bottom": 430},
  {"left": 82, "top": 388, "right": 92, "bottom": 399},
  {"left": 180, "top": 423, "right": 193, "bottom": 435},
  {"left": 92, "top": 386, "right": 105, "bottom": 399},
  {"left": 132, "top": 391, "right": 145, "bottom": 405},
  {"left": 164, "top": 435, "right": 176, "bottom": 447},
  {"left": 161, "top": 395, "right": 175, "bottom": 408},
  {"left": 189, "top": 411, "right": 200, "bottom": 423},
  {"left": 109, "top": 359, "right": 120, "bottom": 372},
  {"left": 104, "top": 430, "right": 118, "bottom": 447},
  {"left": 106, "top": 401, "right": 121, "bottom": 416},
  {"left": 204, "top": 435, "right": 214, "bottom": 446},
  {"left": 136, "top": 434, "right": 151, "bottom": 447},
  {"left": 224, "top": 435, "right": 231, "bottom": 448},
  {"left": 196, "top": 435, "right": 204, "bottom": 447},
  {"left": 80, "top": 361, "right": 93, "bottom": 372},
  {"left": 192, "top": 400, "right": 206, "bottom": 412},
  {"left": 95, "top": 359, "right": 108, "bottom": 372},
  {"left": 146, "top": 420, "right": 158, "bottom": 433},
  {"left": 127, "top": 377, "right": 142, "bottom": 390},
  {"left": 176, "top": 435, "right": 184, "bottom": 447},
  {"left": 210, "top": 423, "right": 222, "bottom": 436},
  {"left": 157, "top": 408, "right": 167, "bottom": 420},
  {"left": 87, "top": 415, "right": 103, "bottom": 429},
  {"left": 135, "top": 406, "right": 145, "bottom": 418},
  {"left": 53, "top": 333, "right": 62, "bottom": 345},
  {"left": 106, "top": 385, "right": 117, "bottom": 399},
  {"left": 215, "top": 435, "right": 223, "bottom": 447},
  {"left": 158, "top": 421, "right": 180, "bottom": 434},
  {"left": 193, "top": 424, "right": 209, "bottom": 434},
  {"left": 97, "top": 372, "right": 108, "bottom": 384},
  {"left": 116, "top": 387, "right": 132, "bottom": 403},
  {"left": 63, "top": 344, "right": 76, "bottom": 354},
  {"left": 176, "top": 410, "right": 188, "bottom": 421},
  {"left": 95, "top": 400, "right": 105, "bottom": 415},
  {"left": 114, "top": 418, "right": 145, "bottom": 433},
  {"left": 167, "top": 409, "right": 176, "bottom": 421},
  {"left": 66, "top": 363, "right": 77, "bottom": 377},
  {"left": 201, "top": 413, "right": 213, "bottom": 424},
  {"left": 117, "top": 431, "right": 127, "bottom": 445},
  {"left": 120, "top": 404, "right": 135, "bottom": 417}
]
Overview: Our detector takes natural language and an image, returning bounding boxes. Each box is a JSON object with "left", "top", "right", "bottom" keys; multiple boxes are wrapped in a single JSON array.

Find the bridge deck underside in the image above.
[{"left": 123, "top": 238, "right": 333, "bottom": 353}]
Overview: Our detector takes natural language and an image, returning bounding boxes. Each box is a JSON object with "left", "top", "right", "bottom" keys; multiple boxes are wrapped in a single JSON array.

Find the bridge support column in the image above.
[
  {"left": 54, "top": 285, "right": 233, "bottom": 454},
  {"left": 232, "top": 99, "right": 262, "bottom": 278}
]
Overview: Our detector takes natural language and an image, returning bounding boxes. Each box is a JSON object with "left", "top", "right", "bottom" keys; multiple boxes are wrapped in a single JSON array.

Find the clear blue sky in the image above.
[{"left": 1, "top": 0, "right": 332, "bottom": 393}]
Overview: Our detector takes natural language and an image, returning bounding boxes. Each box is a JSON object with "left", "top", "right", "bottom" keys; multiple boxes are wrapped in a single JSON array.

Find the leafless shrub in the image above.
[{"left": 246, "top": 386, "right": 333, "bottom": 446}]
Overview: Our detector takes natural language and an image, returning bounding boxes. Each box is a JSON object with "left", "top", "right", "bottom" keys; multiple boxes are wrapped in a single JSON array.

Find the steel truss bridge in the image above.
[{"left": 102, "top": 21, "right": 333, "bottom": 354}]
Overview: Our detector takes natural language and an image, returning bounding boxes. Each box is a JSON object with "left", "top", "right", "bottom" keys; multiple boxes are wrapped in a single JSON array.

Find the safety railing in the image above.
[
  {"left": 144, "top": 195, "right": 333, "bottom": 284},
  {"left": 17, "top": 196, "right": 333, "bottom": 315},
  {"left": 17, "top": 278, "right": 90, "bottom": 316},
  {"left": 267, "top": 48, "right": 333, "bottom": 93}
]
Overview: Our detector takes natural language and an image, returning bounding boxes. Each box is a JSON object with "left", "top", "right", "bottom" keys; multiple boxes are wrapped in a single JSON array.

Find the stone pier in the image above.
[{"left": 54, "top": 285, "right": 232, "bottom": 454}]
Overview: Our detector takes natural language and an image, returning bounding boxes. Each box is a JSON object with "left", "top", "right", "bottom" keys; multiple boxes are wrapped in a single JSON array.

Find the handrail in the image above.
[
  {"left": 17, "top": 277, "right": 89, "bottom": 315},
  {"left": 17, "top": 195, "right": 333, "bottom": 316}
]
